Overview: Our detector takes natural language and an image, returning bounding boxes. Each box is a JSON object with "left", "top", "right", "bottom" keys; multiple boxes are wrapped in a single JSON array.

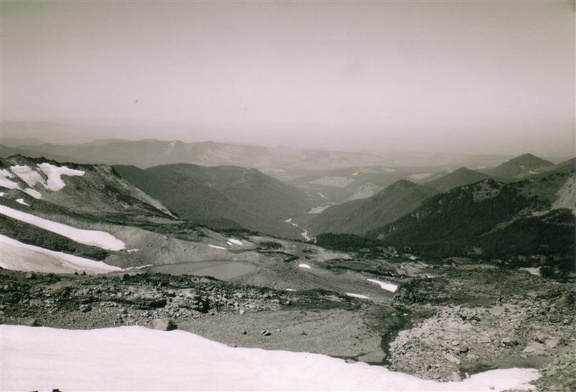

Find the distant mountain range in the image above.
[{"left": 7, "top": 137, "right": 526, "bottom": 170}]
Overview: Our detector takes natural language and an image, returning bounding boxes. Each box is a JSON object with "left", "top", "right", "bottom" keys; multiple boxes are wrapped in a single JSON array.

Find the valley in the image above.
[{"left": 0, "top": 144, "right": 574, "bottom": 391}]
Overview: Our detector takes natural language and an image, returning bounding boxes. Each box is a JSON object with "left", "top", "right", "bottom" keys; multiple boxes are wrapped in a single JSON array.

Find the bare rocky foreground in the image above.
[{"left": 1, "top": 260, "right": 574, "bottom": 391}]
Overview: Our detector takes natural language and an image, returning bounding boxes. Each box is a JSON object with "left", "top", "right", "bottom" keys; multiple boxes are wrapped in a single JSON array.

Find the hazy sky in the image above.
[{"left": 2, "top": 1, "right": 575, "bottom": 156}]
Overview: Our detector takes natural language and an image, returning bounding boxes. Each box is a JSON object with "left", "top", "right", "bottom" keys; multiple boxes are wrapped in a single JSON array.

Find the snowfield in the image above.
[
  {"left": 0, "top": 234, "right": 121, "bottom": 274},
  {"left": 0, "top": 204, "right": 126, "bottom": 251},
  {"left": 1, "top": 325, "right": 539, "bottom": 391}
]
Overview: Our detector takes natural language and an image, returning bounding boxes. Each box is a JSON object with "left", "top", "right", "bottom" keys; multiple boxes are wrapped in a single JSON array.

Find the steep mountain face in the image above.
[
  {"left": 425, "top": 167, "right": 491, "bottom": 192},
  {"left": 307, "top": 180, "right": 439, "bottom": 236},
  {"left": 484, "top": 153, "right": 555, "bottom": 179},
  {"left": 114, "top": 164, "right": 312, "bottom": 238},
  {"left": 369, "top": 171, "right": 575, "bottom": 258}
]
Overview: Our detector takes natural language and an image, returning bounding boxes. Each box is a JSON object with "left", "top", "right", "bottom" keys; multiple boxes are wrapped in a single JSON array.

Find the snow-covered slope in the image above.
[
  {"left": 0, "top": 234, "right": 120, "bottom": 274},
  {"left": 0, "top": 204, "right": 125, "bottom": 250},
  {"left": 1, "top": 325, "right": 539, "bottom": 391}
]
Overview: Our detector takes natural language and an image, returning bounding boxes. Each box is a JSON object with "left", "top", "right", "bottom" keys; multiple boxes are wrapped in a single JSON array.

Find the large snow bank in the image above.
[
  {"left": 0, "top": 234, "right": 120, "bottom": 274},
  {"left": 1, "top": 325, "right": 539, "bottom": 391},
  {"left": 0, "top": 204, "right": 125, "bottom": 251},
  {"left": 37, "top": 162, "right": 85, "bottom": 191}
]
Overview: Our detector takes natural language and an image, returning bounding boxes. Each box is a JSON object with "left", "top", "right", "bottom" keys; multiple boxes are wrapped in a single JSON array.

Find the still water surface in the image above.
[{"left": 146, "top": 261, "right": 257, "bottom": 280}]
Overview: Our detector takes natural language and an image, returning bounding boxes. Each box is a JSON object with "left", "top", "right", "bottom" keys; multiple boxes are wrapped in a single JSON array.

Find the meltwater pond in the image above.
[{"left": 145, "top": 261, "right": 257, "bottom": 280}]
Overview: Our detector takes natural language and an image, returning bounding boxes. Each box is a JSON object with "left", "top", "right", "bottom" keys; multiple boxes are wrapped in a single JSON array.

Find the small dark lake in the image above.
[{"left": 145, "top": 261, "right": 257, "bottom": 280}]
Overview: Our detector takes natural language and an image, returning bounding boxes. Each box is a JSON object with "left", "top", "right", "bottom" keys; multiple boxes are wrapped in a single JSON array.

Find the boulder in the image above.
[{"left": 151, "top": 318, "right": 177, "bottom": 331}]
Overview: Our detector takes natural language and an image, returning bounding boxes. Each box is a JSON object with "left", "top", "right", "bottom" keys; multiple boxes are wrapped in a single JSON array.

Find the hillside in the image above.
[
  {"left": 0, "top": 155, "right": 175, "bottom": 222},
  {"left": 425, "top": 167, "right": 490, "bottom": 192},
  {"left": 307, "top": 180, "right": 438, "bottom": 236},
  {"left": 369, "top": 171, "right": 575, "bottom": 260},
  {"left": 114, "top": 163, "right": 312, "bottom": 238},
  {"left": 484, "top": 153, "right": 555, "bottom": 179}
]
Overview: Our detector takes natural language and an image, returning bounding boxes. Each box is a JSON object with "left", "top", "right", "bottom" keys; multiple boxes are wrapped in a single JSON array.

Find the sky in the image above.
[{"left": 2, "top": 1, "right": 575, "bottom": 156}]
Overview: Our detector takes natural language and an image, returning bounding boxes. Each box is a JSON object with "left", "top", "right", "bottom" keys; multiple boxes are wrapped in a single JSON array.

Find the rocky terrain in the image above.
[{"left": 2, "top": 256, "right": 574, "bottom": 391}]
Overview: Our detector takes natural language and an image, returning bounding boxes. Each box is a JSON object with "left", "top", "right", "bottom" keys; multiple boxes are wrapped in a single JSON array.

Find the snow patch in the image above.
[
  {"left": 227, "top": 238, "right": 243, "bottom": 246},
  {"left": 37, "top": 163, "right": 85, "bottom": 191},
  {"left": 285, "top": 218, "right": 299, "bottom": 227},
  {"left": 520, "top": 267, "right": 541, "bottom": 277},
  {"left": 0, "top": 234, "right": 121, "bottom": 274},
  {"left": 24, "top": 188, "right": 42, "bottom": 199},
  {"left": 308, "top": 206, "right": 330, "bottom": 214},
  {"left": 286, "top": 288, "right": 297, "bottom": 292},
  {"left": 127, "top": 249, "right": 140, "bottom": 253},
  {"left": 0, "top": 204, "right": 125, "bottom": 251},
  {"left": 1, "top": 325, "right": 539, "bottom": 391},
  {"left": 367, "top": 279, "right": 399, "bottom": 293},
  {"left": 15, "top": 198, "right": 30, "bottom": 206},
  {"left": 0, "top": 192, "right": 4, "bottom": 197},
  {"left": 209, "top": 244, "right": 226, "bottom": 250},
  {"left": 10, "top": 165, "right": 44, "bottom": 187},
  {"left": 298, "top": 263, "right": 311, "bottom": 269},
  {"left": 301, "top": 230, "right": 311, "bottom": 241},
  {"left": 346, "top": 293, "right": 370, "bottom": 300}
]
